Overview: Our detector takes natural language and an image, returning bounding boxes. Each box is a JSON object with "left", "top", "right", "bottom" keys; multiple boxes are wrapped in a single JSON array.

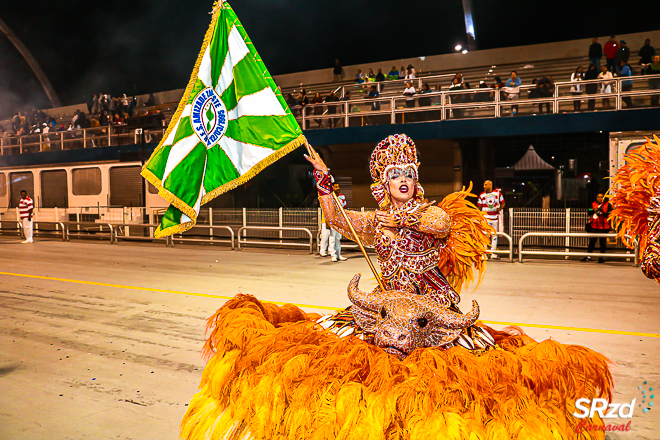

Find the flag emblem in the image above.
[{"left": 192, "top": 87, "right": 228, "bottom": 148}]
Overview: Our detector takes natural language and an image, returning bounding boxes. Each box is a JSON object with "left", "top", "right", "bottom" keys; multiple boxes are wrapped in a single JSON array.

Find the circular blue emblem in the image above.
[{"left": 191, "top": 87, "right": 228, "bottom": 149}]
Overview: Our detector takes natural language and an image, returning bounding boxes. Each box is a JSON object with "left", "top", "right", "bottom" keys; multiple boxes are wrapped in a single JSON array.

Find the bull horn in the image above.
[
  {"left": 435, "top": 300, "right": 480, "bottom": 330},
  {"left": 347, "top": 274, "right": 370, "bottom": 308}
]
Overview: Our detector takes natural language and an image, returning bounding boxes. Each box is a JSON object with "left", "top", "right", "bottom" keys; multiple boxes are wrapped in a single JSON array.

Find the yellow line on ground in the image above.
[
  {"left": 0, "top": 271, "right": 340, "bottom": 311},
  {"left": 1, "top": 271, "right": 659, "bottom": 337}
]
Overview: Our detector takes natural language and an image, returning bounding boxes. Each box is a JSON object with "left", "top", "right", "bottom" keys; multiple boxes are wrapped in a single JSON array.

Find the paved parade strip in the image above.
[
  {"left": 1, "top": 270, "right": 659, "bottom": 338},
  {"left": 0, "top": 238, "right": 658, "bottom": 439}
]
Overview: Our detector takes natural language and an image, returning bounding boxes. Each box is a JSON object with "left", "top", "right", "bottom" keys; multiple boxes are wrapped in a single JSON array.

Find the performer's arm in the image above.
[
  {"left": 315, "top": 170, "right": 377, "bottom": 246},
  {"left": 391, "top": 205, "right": 451, "bottom": 239}
]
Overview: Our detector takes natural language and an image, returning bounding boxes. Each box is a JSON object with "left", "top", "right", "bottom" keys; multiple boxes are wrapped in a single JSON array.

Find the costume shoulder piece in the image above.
[
  {"left": 609, "top": 135, "right": 660, "bottom": 282},
  {"left": 437, "top": 183, "right": 492, "bottom": 292}
]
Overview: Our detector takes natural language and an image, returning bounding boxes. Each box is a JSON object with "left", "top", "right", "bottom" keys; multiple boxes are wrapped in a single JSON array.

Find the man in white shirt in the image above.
[
  {"left": 319, "top": 180, "right": 347, "bottom": 262},
  {"left": 19, "top": 190, "right": 34, "bottom": 244},
  {"left": 477, "top": 181, "right": 505, "bottom": 259}
]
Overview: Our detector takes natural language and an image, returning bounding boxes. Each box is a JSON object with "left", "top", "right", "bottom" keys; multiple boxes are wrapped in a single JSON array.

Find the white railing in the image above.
[
  {"left": 0, "top": 126, "right": 165, "bottom": 156},
  {"left": 0, "top": 207, "right": 640, "bottom": 264},
  {"left": 294, "top": 74, "right": 660, "bottom": 129},
  {"left": 518, "top": 232, "right": 637, "bottom": 263}
]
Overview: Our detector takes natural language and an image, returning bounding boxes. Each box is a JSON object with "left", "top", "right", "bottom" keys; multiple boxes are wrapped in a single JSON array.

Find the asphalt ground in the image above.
[{"left": 0, "top": 237, "right": 658, "bottom": 439}]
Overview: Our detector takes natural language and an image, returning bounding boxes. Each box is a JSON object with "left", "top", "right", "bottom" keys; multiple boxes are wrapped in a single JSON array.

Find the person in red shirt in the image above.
[
  {"left": 604, "top": 35, "right": 619, "bottom": 73},
  {"left": 582, "top": 193, "right": 611, "bottom": 263}
]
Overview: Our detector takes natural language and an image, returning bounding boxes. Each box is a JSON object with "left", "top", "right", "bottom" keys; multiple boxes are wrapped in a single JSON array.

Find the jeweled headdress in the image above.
[{"left": 369, "top": 134, "right": 424, "bottom": 209}]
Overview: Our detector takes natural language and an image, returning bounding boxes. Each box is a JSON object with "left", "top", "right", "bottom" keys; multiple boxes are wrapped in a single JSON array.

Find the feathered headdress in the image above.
[{"left": 369, "top": 134, "right": 425, "bottom": 209}]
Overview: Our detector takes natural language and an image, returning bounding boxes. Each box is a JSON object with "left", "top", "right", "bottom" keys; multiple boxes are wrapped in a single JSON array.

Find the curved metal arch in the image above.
[{"left": 0, "top": 17, "right": 62, "bottom": 108}]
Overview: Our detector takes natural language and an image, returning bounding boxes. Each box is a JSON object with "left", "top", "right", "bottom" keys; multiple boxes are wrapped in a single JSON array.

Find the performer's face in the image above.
[{"left": 387, "top": 168, "right": 415, "bottom": 206}]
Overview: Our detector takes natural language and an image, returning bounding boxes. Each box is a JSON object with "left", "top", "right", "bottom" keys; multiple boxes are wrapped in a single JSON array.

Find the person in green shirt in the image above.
[{"left": 387, "top": 66, "right": 399, "bottom": 80}]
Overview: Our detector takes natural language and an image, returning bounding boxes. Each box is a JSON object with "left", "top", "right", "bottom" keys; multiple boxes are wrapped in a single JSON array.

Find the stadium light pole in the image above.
[
  {"left": 0, "top": 17, "right": 62, "bottom": 108},
  {"left": 461, "top": 0, "right": 477, "bottom": 52}
]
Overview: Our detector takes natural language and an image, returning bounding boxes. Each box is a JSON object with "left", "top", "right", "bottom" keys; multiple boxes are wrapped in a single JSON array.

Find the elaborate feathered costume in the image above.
[
  {"left": 609, "top": 135, "right": 660, "bottom": 281},
  {"left": 181, "top": 134, "right": 614, "bottom": 439}
]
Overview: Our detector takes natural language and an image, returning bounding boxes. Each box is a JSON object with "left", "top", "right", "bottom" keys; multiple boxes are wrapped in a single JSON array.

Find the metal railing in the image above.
[
  {"left": 237, "top": 226, "right": 314, "bottom": 253},
  {"left": 172, "top": 224, "right": 235, "bottom": 250},
  {"left": 31, "top": 221, "right": 66, "bottom": 240},
  {"left": 0, "top": 126, "right": 165, "bottom": 156},
  {"left": 111, "top": 222, "right": 172, "bottom": 246},
  {"left": 65, "top": 221, "right": 114, "bottom": 242},
  {"left": 294, "top": 74, "right": 660, "bottom": 129},
  {"left": 490, "top": 232, "right": 513, "bottom": 263},
  {"left": 518, "top": 232, "right": 637, "bottom": 263}
]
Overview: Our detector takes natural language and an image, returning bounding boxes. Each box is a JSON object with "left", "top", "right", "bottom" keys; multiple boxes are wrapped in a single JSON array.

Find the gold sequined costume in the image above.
[{"left": 314, "top": 134, "right": 494, "bottom": 351}]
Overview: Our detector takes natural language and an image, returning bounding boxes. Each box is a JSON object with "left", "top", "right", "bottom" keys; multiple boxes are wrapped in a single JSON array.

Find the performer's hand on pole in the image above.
[{"left": 304, "top": 145, "right": 328, "bottom": 173}]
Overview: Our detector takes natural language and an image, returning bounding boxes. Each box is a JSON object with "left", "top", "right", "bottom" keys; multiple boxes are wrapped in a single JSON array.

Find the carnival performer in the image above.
[
  {"left": 181, "top": 135, "right": 614, "bottom": 440},
  {"left": 305, "top": 134, "right": 496, "bottom": 351},
  {"left": 609, "top": 135, "right": 660, "bottom": 282}
]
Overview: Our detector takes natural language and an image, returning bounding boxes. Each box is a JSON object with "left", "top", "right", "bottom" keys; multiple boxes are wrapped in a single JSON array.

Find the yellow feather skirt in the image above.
[{"left": 181, "top": 295, "right": 613, "bottom": 440}]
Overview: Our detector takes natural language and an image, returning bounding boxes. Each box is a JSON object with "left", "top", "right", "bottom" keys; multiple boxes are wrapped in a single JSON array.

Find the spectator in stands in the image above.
[
  {"left": 403, "top": 82, "right": 416, "bottom": 107},
  {"left": 98, "top": 110, "right": 109, "bottom": 126},
  {"left": 285, "top": 93, "right": 298, "bottom": 115},
  {"left": 92, "top": 93, "right": 100, "bottom": 114},
  {"left": 128, "top": 97, "right": 135, "bottom": 118},
  {"left": 474, "top": 81, "right": 491, "bottom": 103},
  {"left": 598, "top": 64, "right": 614, "bottom": 109},
  {"left": 588, "top": 37, "right": 603, "bottom": 71},
  {"left": 604, "top": 36, "right": 618, "bottom": 72},
  {"left": 367, "top": 68, "right": 375, "bottom": 80},
  {"left": 448, "top": 76, "right": 465, "bottom": 119},
  {"left": 649, "top": 55, "right": 660, "bottom": 107},
  {"left": 433, "top": 84, "right": 443, "bottom": 105},
  {"left": 615, "top": 40, "right": 630, "bottom": 68},
  {"left": 582, "top": 193, "right": 611, "bottom": 263},
  {"left": 536, "top": 76, "right": 554, "bottom": 113},
  {"left": 102, "top": 94, "right": 110, "bottom": 112},
  {"left": 375, "top": 68, "right": 385, "bottom": 82},
  {"left": 399, "top": 66, "right": 406, "bottom": 79},
  {"left": 490, "top": 76, "right": 504, "bottom": 90},
  {"left": 528, "top": 78, "right": 539, "bottom": 100},
  {"left": 388, "top": 66, "right": 399, "bottom": 80},
  {"left": 297, "top": 90, "right": 309, "bottom": 112},
  {"left": 156, "top": 109, "right": 166, "bottom": 127},
  {"left": 145, "top": 93, "right": 156, "bottom": 107},
  {"left": 638, "top": 39, "right": 656, "bottom": 75},
  {"left": 333, "top": 59, "right": 342, "bottom": 82},
  {"left": 504, "top": 71, "right": 521, "bottom": 116},
  {"left": 311, "top": 92, "right": 324, "bottom": 127},
  {"left": 616, "top": 60, "right": 633, "bottom": 107},
  {"left": 570, "top": 66, "right": 584, "bottom": 111},
  {"left": 355, "top": 69, "right": 364, "bottom": 84},
  {"left": 325, "top": 90, "right": 340, "bottom": 127},
  {"left": 419, "top": 83, "right": 432, "bottom": 107},
  {"left": 584, "top": 64, "right": 599, "bottom": 111},
  {"left": 405, "top": 64, "right": 416, "bottom": 79},
  {"left": 12, "top": 113, "right": 21, "bottom": 134}
]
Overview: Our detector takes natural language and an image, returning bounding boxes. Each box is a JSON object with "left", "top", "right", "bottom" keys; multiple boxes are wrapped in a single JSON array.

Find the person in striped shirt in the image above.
[
  {"left": 19, "top": 190, "right": 34, "bottom": 244},
  {"left": 477, "top": 181, "right": 505, "bottom": 259}
]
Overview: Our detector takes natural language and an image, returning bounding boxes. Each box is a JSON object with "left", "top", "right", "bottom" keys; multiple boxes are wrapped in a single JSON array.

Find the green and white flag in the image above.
[{"left": 142, "top": 1, "right": 305, "bottom": 238}]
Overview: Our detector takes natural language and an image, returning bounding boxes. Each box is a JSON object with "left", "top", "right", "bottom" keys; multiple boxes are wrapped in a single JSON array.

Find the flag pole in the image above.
[{"left": 306, "top": 143, "right": 386, "bottom": 292}]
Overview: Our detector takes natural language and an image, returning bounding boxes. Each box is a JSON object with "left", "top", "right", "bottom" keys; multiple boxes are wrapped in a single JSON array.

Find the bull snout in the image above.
[{"left": 383, "top": 329, "right": 407, "bottom": 341}]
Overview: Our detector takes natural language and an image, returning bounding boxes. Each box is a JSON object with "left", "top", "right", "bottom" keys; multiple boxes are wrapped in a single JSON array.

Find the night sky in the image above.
[{"left": 0, "top": 0, "right": 657, "bottom": 118}]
